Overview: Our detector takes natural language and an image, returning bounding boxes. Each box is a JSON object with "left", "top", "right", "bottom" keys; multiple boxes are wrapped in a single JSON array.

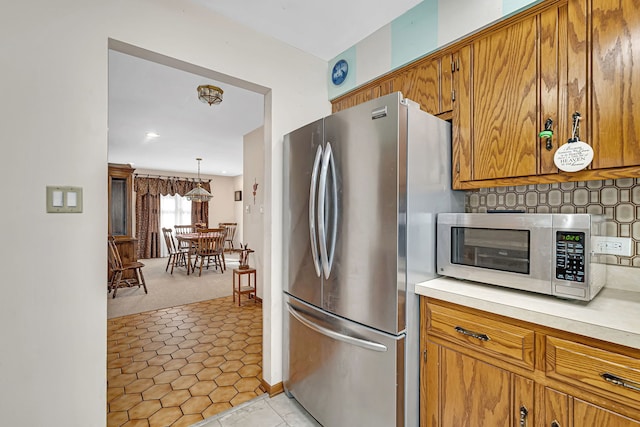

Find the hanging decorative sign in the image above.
[
  {"left": 553, "top": 141, "right": 594, "bottom": 172},
  {"left": 553, "top": 111, "right": 593, "bottom": 172}
]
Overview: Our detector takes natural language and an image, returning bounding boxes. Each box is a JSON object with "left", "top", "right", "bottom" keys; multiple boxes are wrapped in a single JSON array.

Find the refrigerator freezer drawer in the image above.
[{"left": 284, "top": 295, "right": 405, "bottom": 427}]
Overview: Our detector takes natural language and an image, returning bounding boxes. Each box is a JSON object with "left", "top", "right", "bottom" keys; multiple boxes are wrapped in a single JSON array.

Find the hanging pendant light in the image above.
[
  {"left": 185, "top": 158, "right": 213, "bottom": 203},
  {"left": 197, "top": 84, "right": 223, "bottom": 106}
]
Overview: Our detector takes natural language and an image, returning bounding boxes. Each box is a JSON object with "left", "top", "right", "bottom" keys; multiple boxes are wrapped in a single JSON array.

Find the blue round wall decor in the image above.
[{"left": 331, "top": 59, "right": 349, "bottom": 86}]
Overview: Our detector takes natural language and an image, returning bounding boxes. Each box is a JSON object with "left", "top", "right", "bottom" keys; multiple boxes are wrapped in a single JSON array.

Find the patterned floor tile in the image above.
[{"left": 107, "top": 296, "right": 263, "bottom": 426}]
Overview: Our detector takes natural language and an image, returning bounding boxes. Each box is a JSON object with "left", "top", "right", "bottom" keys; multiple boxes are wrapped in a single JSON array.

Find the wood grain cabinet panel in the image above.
[
  {"left": 573, "top": 398, "right": 640, "bottom": 427},
  {"left": 421, "top": 298, "right": 640, "bottom": 427},
  {"left": 544, "top": 387, "right": 569, "bottom": 427},
  {"left": 333, "top": 0, "right": 640, "bottom": 188},
  {"left": 547, "top": 336, "right": 640, "bottom": 406},
  {"left": 440, "top": 347, "right": 512, "bottom": 427},
  {"left": 471, "top": 15, "right": 538, "bottom": 180},
  {"left": 588, "top": 0, "right": 640, "bottom": 169},
  {"left": 398, "top": 53, "right": 456, "bottom": 116},
  {"left": 427, "top": 302, "right": 535, "bottom": 369}
]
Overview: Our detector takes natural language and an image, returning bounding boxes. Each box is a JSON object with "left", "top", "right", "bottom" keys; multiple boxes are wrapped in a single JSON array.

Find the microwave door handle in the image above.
[
  {"left": 308, "top": 145, "right": 323, "bottom": 277},
  {"left": 318, "top": 142, "right": 332, "bottom": 279},
  {"left": 287, "top": 302, "right": 387, "bottom": 352}
]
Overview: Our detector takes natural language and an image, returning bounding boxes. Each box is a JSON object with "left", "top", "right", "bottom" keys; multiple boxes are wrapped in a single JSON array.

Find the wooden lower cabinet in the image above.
[
  {"left": 421, "top": 298, "right": 640, "bottom": 427},
  {"left": 424, "top": 341, "right": 533, "bottom": 427},
  {"left": 544, "top": 388, "right": 640, "bottom": 427},
  {"left": 573, "top": 398, "right": 640, "bottom": 427}
]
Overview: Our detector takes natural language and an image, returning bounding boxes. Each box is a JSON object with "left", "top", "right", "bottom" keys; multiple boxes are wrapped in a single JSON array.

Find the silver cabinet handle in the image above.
[
  {"left": 519, "top": 406, "right": 528, "bottom": 427},
  {"left": 455, "top": 326, "right": 490, "bottom": 341},
  {"left": 308, "top": 145, "right": 323, "bottom": 277},
  {"left": 318, "top": 142, "right": 337, "bottom": 279},
  {"left": 601, "top": 372, "right": 640, "bottom": 392},
  {"left": 288, "top": 303, "right": 387, "bottom": 352}
]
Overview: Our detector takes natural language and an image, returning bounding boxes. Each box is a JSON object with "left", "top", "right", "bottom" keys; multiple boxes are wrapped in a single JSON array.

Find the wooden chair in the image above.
[
  {"left": 174, "top": 224, "right": 196, "bottom": 251},
  {"left": 108, "top": 236, "right": 147, "bottom": 298},
  {"left": 161, "top": 227, "right": 188, "bottom": 274},
  {"left": 194, "top": 229, "right": 227, "bottom": 276},
  {"left": 219, "top": 222, "right": 237, "bottom": 252}
]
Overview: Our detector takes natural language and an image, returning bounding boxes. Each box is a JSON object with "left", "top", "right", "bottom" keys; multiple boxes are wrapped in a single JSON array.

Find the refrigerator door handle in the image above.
[
  {"left": 318, "top": 142, "right": 338, "bottom": 279},
  {"left": 308, "top": 145, "right": 323, "bottom": 277},
  {"left": 287, "top": 302, "right": 388, "bottom": 352}
]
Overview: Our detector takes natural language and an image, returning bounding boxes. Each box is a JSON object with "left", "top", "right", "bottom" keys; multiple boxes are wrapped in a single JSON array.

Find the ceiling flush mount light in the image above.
[
  {"left": 197, "top": 84, "right": 224, "bottom": 106},
  {"left": 185, "top": 158, "right": 213, "bottom": 203}
]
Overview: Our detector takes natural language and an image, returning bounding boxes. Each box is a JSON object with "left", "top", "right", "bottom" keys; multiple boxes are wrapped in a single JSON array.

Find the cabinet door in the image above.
[
  {"left": 393, "top": 54, "right": 455, "bottom": 116},
  {"left": 573, "top": 398, "right": 640, "bottom": 427},
  {"left": 544, "top": 388, "right": 569, "bottom": 427},
  {"left": 393, "top": 60, "right": 438, "bottom": 115},
  {"left": 514, "top": 375, "right": 535, "bottom": 427},
  {"left": 440, "top": 346, "right": 511, "bottom": 427},
  {"left": 472, "top": 15, "right": 538, "bottom": 180},
  {"left": 589, "top": 0, "right": 640, "bottom": 168},
  {"left": 441, "top": 53, "right": 454, "bottom": 113},
  {"left": 453, "top": 45, "right": 472, "bottom": 187}
]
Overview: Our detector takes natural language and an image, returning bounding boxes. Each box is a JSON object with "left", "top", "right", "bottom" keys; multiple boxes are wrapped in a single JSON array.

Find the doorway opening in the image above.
[{"left": 106, "top": 39, "right": 270, "bottom": 425}]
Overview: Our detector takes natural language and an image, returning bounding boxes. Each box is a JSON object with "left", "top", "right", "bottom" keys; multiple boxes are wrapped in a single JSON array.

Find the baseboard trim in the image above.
[{"left": 260, "top": 379, "right": 284, "bottom": 397}]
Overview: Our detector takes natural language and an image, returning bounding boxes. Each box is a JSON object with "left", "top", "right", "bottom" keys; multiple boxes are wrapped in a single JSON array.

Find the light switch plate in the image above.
[{"left": 47, "top": 186, "right": 83, "bottom": 213}]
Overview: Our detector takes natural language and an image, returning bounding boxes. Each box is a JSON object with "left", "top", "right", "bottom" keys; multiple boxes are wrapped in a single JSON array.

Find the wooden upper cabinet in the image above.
[
  {"left": 331, "top": 78, "right": 394, "bottom": 113},
  {"left": 331, "top": 53, "right": 455, "bottom": 116},
  {"left": 453, "top": 1, "right": 570, "bottom": 186},
  {"left": 396, "top": 54, "right": 456, "bottom": 116},
  {"left": 393, "top": 53, "right": 455, "bottom": 116},
  {"left": 333, "top": 0, "right": 640, "bottom": 188},
  {"left": 453, "top": 45, "right": 472, "bottom": 186},
  {"left": 472, "top": 15, "right": 539, "bottom": 180},
  {"left": 587, "top": 0, "right": 640, "bottom": 169}
]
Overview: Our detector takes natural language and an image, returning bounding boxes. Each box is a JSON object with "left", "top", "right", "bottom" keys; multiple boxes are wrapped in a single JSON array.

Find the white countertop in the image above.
[{"left": 415, "top": 270, "right": 640, "bottom": 350}]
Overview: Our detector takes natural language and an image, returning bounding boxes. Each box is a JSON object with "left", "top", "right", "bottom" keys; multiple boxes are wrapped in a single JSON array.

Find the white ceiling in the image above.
[
  {"left": 108, "top": 50, "right": 264, "bottom": 177},
  {"left": 191, "top": 0, "right": 423, "bottom": 61},
  {"left": 108, "top": 0, "right": 422, "bottom": 176}
]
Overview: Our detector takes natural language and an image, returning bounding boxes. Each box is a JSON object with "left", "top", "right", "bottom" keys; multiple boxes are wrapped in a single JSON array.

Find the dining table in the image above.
[{"left": 176, "top": 230, "right": 225, "bottom": 275}]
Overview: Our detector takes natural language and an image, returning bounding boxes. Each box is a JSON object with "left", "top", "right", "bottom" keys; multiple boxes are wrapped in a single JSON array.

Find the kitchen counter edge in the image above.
[{"left": 415, "top": 277, "right": 640, "bottom": 350}]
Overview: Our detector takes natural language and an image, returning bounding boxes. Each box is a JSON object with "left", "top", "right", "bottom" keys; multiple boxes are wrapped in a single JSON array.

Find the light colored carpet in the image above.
[{"left": 107, "top": 253, "right": 240, "bottom": 319}]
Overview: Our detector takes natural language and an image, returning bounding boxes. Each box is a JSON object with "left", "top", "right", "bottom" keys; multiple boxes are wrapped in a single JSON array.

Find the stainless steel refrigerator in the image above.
[{"left": 282, "top": 92, "right": 463, "bottom": 427}]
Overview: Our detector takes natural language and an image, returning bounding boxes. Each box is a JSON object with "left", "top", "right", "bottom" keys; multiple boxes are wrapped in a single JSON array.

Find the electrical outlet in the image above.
[{"left": 592, "top": 236, "right": 632, "bottom": 256}]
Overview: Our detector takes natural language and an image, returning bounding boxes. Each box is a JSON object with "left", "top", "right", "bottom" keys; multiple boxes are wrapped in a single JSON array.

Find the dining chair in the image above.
[
  {"left": 108, "top": 236, "right": 148, "bottom": 298},
  {"left": 174, "top": 224, "right": 196, "bottom": 251},
  {"left": 194, "top": 229, "right": 227, "bottom": 276},
  {"left": 161, "top": 227, "right": 188, "bottom": 274},
  {"left": 219, "top": 222, "right": 237, "bottom": 252}
]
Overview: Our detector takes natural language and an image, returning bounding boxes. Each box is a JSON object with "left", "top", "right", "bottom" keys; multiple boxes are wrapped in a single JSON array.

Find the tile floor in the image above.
[
  {"left": 107, "top": 295, "right": 263, "bottom": 427},
  {"left": 193, "top": 393, "right": 321, "bottom": 427}
]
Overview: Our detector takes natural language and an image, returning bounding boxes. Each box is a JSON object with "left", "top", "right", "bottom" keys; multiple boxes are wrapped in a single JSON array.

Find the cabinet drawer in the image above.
[
  {"left": 547, "top": 336, "right": 640, "bottom": 404},
  {"left": 426, "top": 303, "right": 535, "bottom": 369}
]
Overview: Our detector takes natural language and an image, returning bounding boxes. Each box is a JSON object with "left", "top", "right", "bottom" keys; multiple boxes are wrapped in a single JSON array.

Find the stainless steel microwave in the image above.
[{"left": 436, "top": 213, "right": 608, "bottom": 301}]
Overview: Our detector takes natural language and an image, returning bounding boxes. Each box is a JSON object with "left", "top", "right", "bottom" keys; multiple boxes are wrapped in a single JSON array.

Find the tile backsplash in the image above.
[{"left": 466, "top": 178, "right": 640, "bottom": 267}]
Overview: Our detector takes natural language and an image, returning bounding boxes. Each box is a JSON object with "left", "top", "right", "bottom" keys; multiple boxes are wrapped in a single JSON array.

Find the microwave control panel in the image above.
[{"left": 555, "top": 231, "right": 586, "bottom": 282}]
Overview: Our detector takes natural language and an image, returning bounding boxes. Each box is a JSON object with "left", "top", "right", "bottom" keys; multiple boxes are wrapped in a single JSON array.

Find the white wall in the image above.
[
  {"left": 243, "top": 127, "right": 266, "bottom": 299},
  {"left": 0, "top": 1, "right": 328, "bottom": 425},
  {"left": 328, "top": 0, "right": 539, "bottom": 98}
]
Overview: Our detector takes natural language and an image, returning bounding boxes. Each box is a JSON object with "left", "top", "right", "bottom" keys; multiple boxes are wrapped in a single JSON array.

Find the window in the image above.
[{"left": 160, "top": 195, "right": 192, "bottom": 257}]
